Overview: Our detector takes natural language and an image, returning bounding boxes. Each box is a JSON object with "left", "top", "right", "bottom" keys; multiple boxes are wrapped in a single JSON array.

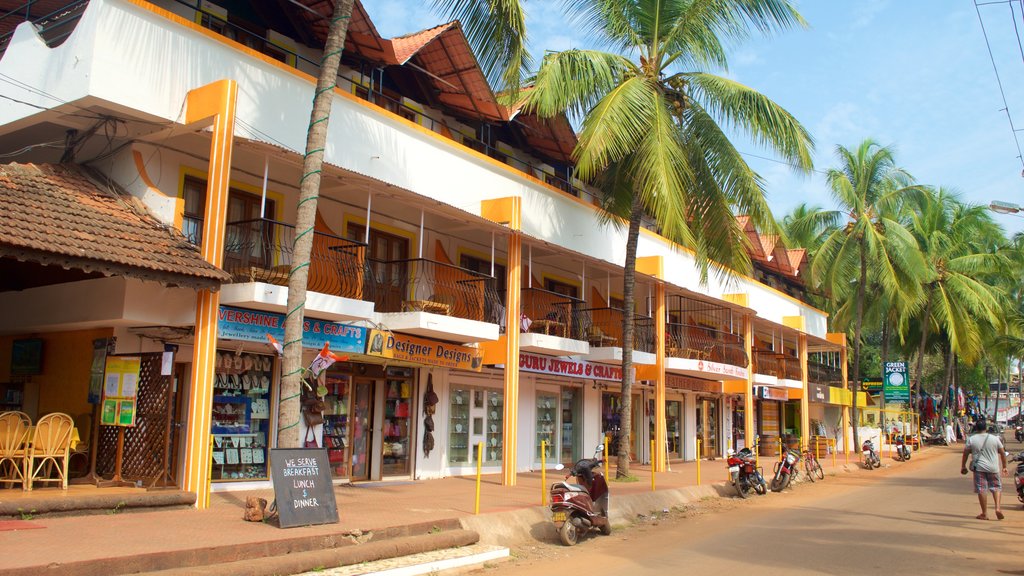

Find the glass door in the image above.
[
  {"left": 485, "top": 390, "right": 503, "bottom": 463},
  {"left": 649, "top": 399, "right": 684, "bottom": 460},
  {"left": 449, "top": 388, "right": 470, "bottom": 464},
  {"left": 701, "top": 397, "right": 719, "bottom": 457},
  {"left": 559, "top": 388, "right": 580, "bottom": 464},
  {"left": 536, "top": 392, "right": 557, "bottom": 463},
  {"left": 381, "top": 372, "right": 414, "bottom": 476},
  {"left": 350, "top": 380, "right": 374, "bottom": 480}
]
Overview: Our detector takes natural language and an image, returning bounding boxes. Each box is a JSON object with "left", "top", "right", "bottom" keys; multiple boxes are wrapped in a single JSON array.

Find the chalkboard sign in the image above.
[{"left": 269, "top": 448, "right": 339, "bottom": 528}]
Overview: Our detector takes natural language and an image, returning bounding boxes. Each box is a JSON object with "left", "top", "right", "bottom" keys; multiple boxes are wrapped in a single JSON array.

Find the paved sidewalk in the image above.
[{"left": 0, "top": 448, "right": 896, "bottom": 575}]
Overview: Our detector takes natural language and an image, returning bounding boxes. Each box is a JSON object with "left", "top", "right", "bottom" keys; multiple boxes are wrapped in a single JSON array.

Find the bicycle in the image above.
[{"left": 802, "top": 448, "right": 825, "bottom": 481}]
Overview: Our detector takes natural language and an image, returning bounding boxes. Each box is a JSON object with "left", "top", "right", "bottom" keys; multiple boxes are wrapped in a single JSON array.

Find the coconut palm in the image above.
[
  {"left": 810, "top": 140, "right": 927, "bottom": 453},
  {"left": 279, "top": 0, "right": 531, "bottom": 447},
  {"left": 522, "top": 0, "right": 814, "bottom": 476}
]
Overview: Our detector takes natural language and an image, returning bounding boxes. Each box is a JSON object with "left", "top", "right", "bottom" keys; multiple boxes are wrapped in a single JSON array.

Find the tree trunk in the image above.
[
  {"left": 939, "top": 343, "right": 953, "bottom": 416},
  {"left": 913, "top": 288, "right": 933, "bottom": 421},
  {"left": 616, "top": 194, "right": 643, "bottom": 479},
  {"left": 880, "top": 314, "right": 889, "bottom": 432},
  {"left": 278, "top": 0, "right": 354, "bottom": 448},
  {"left": 851, "top": 236, "right": 867, "bottom": 452}
]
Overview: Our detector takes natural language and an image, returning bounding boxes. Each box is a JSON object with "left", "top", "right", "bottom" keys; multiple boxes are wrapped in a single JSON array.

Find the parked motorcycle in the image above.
[
  {"left": 1011, "top": 451, "right": 1024, "bottom": 505},
  {"left": 550, "top": 444, "right": 611, "bottom": 546},
  {"left": 770, "top": 448, "right": 800, "bottom": 492},
  {"left": 922, "top": 428, "right": 949, "bottom": 446},
  {"left": 1015, "top": 426, "right": 1023, "bottom": 442},
  {"left": 862, "top": 439, "right": 881, "bottom": 469},
  {"left": 892, "top": 434, "right": 912, "bottom": 462},
  {"left": 727, "top": 447, "right": 767, "bottom": 498}
]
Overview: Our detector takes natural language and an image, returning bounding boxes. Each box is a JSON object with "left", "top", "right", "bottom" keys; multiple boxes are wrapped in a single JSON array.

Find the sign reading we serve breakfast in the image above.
[
  {"left": 100, "top": 355, "right": 141, "bottom": 427},
  {"left": 269, "top": 448, "right": 338, "bottom": 529}
]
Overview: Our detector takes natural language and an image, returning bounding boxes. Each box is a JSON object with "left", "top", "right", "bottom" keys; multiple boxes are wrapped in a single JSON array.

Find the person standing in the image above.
[{"left": 961, "top": 420, "right": 1007, "bottom": 520}]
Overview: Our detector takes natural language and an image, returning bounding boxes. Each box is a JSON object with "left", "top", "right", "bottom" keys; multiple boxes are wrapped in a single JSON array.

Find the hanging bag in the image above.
[{"left": 304, "top": 426, "right": 319, "bottom": 448}]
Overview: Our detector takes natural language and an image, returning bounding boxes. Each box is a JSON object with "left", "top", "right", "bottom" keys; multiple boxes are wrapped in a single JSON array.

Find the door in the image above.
[
  {"left": 699, "top": 398, "right": 720, "bottom": 457},
  {"left": 350, "top": 380, "right": 374, "bottom": 480},
  {"left": 381, "top": 375, "right": 414, "bottom": 476},
  {"left": 559, "top": 387, "right": 580, "bottom": 464},
  {"left": 349, "top": 224, "right": 409, "bottom": 311}
]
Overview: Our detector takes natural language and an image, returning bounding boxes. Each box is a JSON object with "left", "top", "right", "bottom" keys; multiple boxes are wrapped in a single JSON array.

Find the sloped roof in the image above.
[{"left": 0, "top": 163, "right": 230, "bottom": 290}]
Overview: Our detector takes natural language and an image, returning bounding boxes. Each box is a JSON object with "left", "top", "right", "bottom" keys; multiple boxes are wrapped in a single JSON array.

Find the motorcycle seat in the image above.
[{"left": 560, "top": 481, "right": 588, "bottom": 492}]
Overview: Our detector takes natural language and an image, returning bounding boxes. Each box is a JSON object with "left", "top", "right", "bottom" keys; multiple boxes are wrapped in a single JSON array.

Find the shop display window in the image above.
[
  {"left": 536, "top": 392, "right": 558, "bottom": 462},
  {"left": 382, "top": 367, "right": 414, "bottom": 476},
  {"left": 560, "top": 388, "right": 580, "bottom": 464},
  {"left": 447, "top": 385, "right": 503, "bottom": 465},
  {"left": 484, "top": 390, "right": 503, "bottom": 463},
  {"left": 449, "top": 388, "right": 470, "bottom": 463},
  {"left": 211, "top": 351, "right": 273, "bottom": 481},
  {"left": 323, "top": 374, "right": 351, "bottom": 478}
]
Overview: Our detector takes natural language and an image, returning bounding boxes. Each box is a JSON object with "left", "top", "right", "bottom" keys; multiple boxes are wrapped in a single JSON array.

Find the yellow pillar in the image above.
[
  {"left": 799, "top": 334, "right": 809, "bottom": 450},
  {"left": 483, "top": 198, "right": 522, "bottom": 486},
  {"left": 828, "top": 333, "right": 849, "bottom": 455},
  {"left": 653, "top": 282, "right": 666, "bottom": 472},
  {"left": 181, "top": 79, "right": 238, "bottom": 509}
]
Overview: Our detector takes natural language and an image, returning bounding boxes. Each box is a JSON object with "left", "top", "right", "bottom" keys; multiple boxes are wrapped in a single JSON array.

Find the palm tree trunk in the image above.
[
  {"left": 940, "top": 343, "right": 953, "bottom": 417},
  {"left": 851, "top": 237, "right": 867, "bottom": 452},
  {"left": 616, "top": 194, "right": 643, "bottom": 478},
  {"left": 278, "top": 0, "right": 354, "bottom": 448},
  {"left": 880, "top": 315, "right": 889, "bottom": 432},
  {"left": 913, "top": 288, "right": 933, "bottom": 426}
]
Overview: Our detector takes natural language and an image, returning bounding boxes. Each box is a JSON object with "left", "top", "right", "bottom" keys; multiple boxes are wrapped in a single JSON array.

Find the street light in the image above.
[{"left": 989, "top": 200, "right": 1022, "bottom": 215}]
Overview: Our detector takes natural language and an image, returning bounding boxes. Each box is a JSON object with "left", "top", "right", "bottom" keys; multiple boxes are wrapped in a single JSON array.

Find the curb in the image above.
[{"left": 0, "top": 491, "right": 196, "bottom": 518}]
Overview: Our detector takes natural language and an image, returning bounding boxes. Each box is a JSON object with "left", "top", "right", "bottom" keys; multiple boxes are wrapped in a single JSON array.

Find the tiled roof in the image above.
[
  {"left": 390, "top": 22, "right": 455, "bottom": 63},
  {"left": 0, "top": 163, "right": 230, "bottom": 289}
]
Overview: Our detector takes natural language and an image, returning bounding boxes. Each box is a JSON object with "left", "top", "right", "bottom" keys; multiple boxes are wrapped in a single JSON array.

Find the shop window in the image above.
[
  {"left": 322, "top": 373, "right": 351, "bottom": 478},
  {"left": 449, "top": 385, "right": 503, "bottom": 465},
  {"left": 181, "top": 176, "right": 275, "bottom": 246},
  {"left": 536, "top": 392, "right": 557, "bottom": 462},
  {"left": 210, "top": 351, "right": 273, "bottom": 481},
  {"left": 382, "top": 368, "right": 415, "bottom": 476}
]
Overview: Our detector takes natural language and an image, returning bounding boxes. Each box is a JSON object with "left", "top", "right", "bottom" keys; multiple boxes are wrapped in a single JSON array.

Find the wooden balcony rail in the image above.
[
  {"left": 364, "top": 258, "right": 501, "bottom": 323},
  {"left": 808, "top": 361, "right": 842, "bottom": 384},
  {"left": 753, "top": 351, "right": 780, "bottom": 377},
  {"left": 666, "top": 323, "right": 748, "bottom": 367}
]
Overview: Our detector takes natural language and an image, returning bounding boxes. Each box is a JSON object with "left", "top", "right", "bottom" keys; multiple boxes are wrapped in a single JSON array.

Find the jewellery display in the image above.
[{"left": 211, "top": 350, "right": 273, "bottom": 481}]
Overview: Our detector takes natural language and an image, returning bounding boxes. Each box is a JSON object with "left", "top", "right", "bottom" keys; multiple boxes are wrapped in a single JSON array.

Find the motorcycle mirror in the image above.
[
  {"left": 554, "top": 463, "right": 565, "bottom": 471},
  {"left": 596, "top": 444, "right": 605, "bottom": 453}
]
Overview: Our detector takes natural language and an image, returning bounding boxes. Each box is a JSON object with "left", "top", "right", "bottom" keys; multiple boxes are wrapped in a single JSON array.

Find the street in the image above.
[{"left": 472, "top": 441, "right": 1024, "bottom": 575}]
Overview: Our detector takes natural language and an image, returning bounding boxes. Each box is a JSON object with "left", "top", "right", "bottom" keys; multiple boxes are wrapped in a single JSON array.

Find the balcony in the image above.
[
  {"left": 215, "top": 218, "right": 375, "bottom": 322},
  {"left": 517, "top": 287, "right": 589, "bottom": 356},
  {"left": 367, "top": 258, "right": 501, "bottom": 343},
  {"left": 777, "top": 355, "right": 802, "bottom": 387},
  {"left": 752, "top": 351, "right": 780, "bottom": 386},
  {"left": 665, "top": 322, "right": 749, "bottom": 381},
  {"left": 579, "top": 307, "right": 655, "bottom": 365},
  {"left": 808, "top": 360, "right": 842, "bottom": 386}
]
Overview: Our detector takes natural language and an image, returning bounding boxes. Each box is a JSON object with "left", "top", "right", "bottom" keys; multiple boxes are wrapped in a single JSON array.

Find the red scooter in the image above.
[{"left": 550, "top": 445, "right": 610, "bottom": 546}]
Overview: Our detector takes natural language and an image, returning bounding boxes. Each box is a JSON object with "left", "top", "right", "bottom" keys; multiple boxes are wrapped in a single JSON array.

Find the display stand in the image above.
[{"left": 97, "top": 427, "right": 133, "bottom": 488}]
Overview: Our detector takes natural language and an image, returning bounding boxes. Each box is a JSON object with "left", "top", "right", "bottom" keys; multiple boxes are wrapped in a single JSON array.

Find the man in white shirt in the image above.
[{"left": 961, "top": 419, "right": 1007, "bottom": 520}]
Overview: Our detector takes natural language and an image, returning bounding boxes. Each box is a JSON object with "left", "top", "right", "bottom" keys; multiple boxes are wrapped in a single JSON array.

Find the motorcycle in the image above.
[
  {"left": 550, "top": 444, "right": 611, "bottom": 546},
  {"left": 892, "top": 434, "right": 911, "bottom": 462},
  {"left": 922, "top": 428, "right": 949, "bottom": 446},
  {"left": 727, "top": 447, "right": 767, "bottom": 498},
  {"left": 1011, "top": 451, "right": 1024, "bottom": 505},
  {"left": 1015, "top": 426, "right": 1023, "bottom": 442},
  {"left": 770, "top": 448, "right": 800, "bottom": 492},
  {"left": 862, "top": 439, "right": 881, "bottom": 469}
]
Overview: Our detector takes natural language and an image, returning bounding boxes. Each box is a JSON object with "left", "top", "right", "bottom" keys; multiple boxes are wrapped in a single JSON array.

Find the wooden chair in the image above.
[
  {"left": 24, "top": 412, "right": 74, "bottom": 491},
  {"left": 0, "top": 411, "right": 30, "bottom": 489}
]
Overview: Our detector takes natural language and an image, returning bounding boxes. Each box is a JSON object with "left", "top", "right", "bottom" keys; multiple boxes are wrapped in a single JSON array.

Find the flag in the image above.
[
  {"left": 265, "top": 333, "right": 283, "bottom": 356},
  {"left": 308, "top": 343, "right": 347, "bottom": 377}
]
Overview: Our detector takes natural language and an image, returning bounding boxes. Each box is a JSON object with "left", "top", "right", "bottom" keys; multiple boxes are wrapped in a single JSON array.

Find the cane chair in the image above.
[
  {"left": 0, "top": 411, "right": 31, "bottom": 488},
  {"left": 24, "top": 412, "right": 74, "bottom": 491}
]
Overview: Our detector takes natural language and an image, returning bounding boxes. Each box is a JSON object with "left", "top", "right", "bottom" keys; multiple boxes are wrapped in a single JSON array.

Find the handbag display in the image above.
[{"left": 304, "top": 427, "right": 319, "bottom": 448}]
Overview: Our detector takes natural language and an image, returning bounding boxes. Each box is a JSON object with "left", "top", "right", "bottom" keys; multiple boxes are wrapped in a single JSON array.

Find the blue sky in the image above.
[{"left": 361, "top": 0, "right": 1024, "bottom": 235}]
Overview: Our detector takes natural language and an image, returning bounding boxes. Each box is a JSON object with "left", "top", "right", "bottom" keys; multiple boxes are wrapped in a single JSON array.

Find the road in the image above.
[{"left": 471, "top": 439, "right": 1024, "bottom": 576}]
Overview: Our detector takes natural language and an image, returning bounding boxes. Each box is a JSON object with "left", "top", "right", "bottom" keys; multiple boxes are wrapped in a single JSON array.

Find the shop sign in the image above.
[
  {"left": 517, "top": 352, "right": 628, "bottom": 382},
  {"left": 862, "top": 379, "right": 883, "bottom": 393},
  {"left": 217, "top": 306, "right": 366, "bottom": 354},
  {"left": 809, "top": 383, "right": 828, "bottom": 403},
  {"left": 755, "top": 386, "right": 788, "bottom": 401},
  {"left": 365, "top": 329, "right": 482, "bottom": 371},
  {"left": 686, "top": 358, "right": 748, "bottom": 379},
  {"left": 883, "top": 361, "right": 909, "bottom": 402},
  {"left": 269, "top": 448, "right": 339, "bottom": 529},
  {"left": 666, "top": 374, "right": 722, "bottom": 394},
  {"left": 101, "top": 355, "right": 141, "bottom": 427},
  {"left": 829, "top": 386, "right": 851, "bottom": 406}
]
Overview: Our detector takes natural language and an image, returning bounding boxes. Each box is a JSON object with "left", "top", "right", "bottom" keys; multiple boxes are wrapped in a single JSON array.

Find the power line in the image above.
[{"left": 974, "top": 0, "right": 1024, "bottom": 173}]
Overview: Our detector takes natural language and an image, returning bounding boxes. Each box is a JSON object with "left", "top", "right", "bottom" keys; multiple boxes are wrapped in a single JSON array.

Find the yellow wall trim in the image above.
[
  {"left": 480, "top": 197, "right": 522, "bottom": 230},
  {"left": 722, "top": 293, "right": 749, "bottom": 308},
  {"left": 782, "top": 316, "right": 806, "bottom": 331},
  {"left": 636, "top": 256, "right": 664, "bottom": 280}
]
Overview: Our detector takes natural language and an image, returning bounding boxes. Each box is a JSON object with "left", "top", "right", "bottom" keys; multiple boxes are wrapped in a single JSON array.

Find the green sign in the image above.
[{"left": 883, "top": 362, "right": 909, "bottom": 402}]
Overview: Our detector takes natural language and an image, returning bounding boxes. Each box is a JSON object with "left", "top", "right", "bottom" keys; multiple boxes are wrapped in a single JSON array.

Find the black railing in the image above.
[
  {"left": 365, "top": 258, "right": 501, "bottom": 323},
  {"left": 580, "top": 307, "right": 654, "bottom": 352},
  {"left": 0, "top": 1, "right": 88, "bottom": 56},
  {"left": 666, "top": 322, "right": 748, "bottom": 367},
  {"left": 518, "top": 287, "right": 588, "bottom": 339},
  {"left": 808, "top": 361, "right": 842, "bottom": 385},
  {"left": 221, "top": 218, "right": 366, "bottom": 299}
]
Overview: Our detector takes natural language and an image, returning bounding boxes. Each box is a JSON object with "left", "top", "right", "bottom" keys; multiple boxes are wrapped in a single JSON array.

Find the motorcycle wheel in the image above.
[
  {"left": 755, "top": 479, "right": 767, "bottom": 495},
  {"left": 600, "top": 519, "right": 612, "bottom": 536},
  {"left": 735, "top": 479, "right": 749, "bottom": 499},
  {"left": 873, "top": 455, "right": 882, "bottom": 469},
  {"left": 771, "top": 472, "right": 788, "bottom": 492},
  {"left": 558, "top": 519, "right": 579, "bottom": 546},
  {"left": 904, "top": 448, "right": 911, "bottom": 461}
]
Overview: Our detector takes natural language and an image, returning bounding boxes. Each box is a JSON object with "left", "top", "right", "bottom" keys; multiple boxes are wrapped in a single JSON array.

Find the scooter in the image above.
[
  {"left": 1011, "top": 451, "right": 1024, "bottom": 505},
  {"left": 1015, "top": 426, "right": 1023, "bottom": 443},
  {"left": 770, "top": 448, "right": 800, "bottom": 492},
  {"left": 727, "top": 447, "right": 767, "bottom": 498},
  {"left": 550, "top": 444, "right": 611, "bottom": 546},
  {"left": 862, "top": 439, "right": 881, "bottom": 469},
  {"left": 893, "top": 434, "right": 911, "bottom": 462}
]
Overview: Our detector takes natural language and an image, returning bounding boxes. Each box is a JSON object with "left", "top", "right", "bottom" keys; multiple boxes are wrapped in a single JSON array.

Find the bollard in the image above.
[
  {"left": 755, "top": 441, "right": 760, "bottom": 469},
  {"left": 696, "top": 438, "right": 702, "bottom": 486},
  {"left": 474, "top": 442, "right": 483, "bottom": 514},
  {"left": 604, "top": 436, "right": 609, "bottom": 480},
  {"left": 541, "top": 440, "right": 547, "bottom": 506},
  {"left": 651, "top": 440, "right": 656, "bottom": 492},
  {"left": 831, "top": 439, "right": 836, "bottom": 468}
]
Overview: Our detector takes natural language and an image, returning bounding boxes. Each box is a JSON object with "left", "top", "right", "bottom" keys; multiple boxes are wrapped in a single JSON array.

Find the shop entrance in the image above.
[
  {"left": 601, "top": 392, "right": 640, "bottom": 460},
  {"left": 649, "top": 399, "right": 684, "bottom": 460},
  {"left": 696, "top": 397, "right": 720, "bottom": 458}
]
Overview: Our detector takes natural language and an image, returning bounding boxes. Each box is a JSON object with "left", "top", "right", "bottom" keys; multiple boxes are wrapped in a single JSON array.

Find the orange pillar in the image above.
[
  {"left": 653, "top": 282, "right": 666, "bottom": 472},
  {"left": 828, "top": 333, "right": 849, "bottom": 454},
  {"left": 799, "top": 334, "right": 809, "bottom": 450},
  {"left": 181, "top": 80, "right": 237, "bottom": 509},
  {"left": 743, "top": 315, "right": 755, "bottom": 450}
]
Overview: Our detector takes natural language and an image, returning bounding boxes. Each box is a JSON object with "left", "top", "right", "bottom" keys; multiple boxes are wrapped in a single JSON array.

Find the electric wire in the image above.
[{"left": 974, "top": 0, "right": 1024, "bottom": 172}]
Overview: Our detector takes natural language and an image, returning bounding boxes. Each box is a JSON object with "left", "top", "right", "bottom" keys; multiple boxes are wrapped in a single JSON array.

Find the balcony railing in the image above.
[
  {"left": 808, "top": 361, "right": 842, "bottom": 384},
  {"left": 581, "top": 307, "right": 654, "bottom": 352},
  {"left": 778, "top": 355, "right": 801, "bottom": 380},
  {"left": 666, "top": 322, "right": 748, "bottom": 367},
  {"left": 518, "top": 287, "right": 588, "bottom": 339},
  {"left": 365, "top": 258, "right": 501, "bottom": 323},
  {"left": 753, "top": 351, "right": 780, "bottom": 377},
  {"left": 221, "top": 218, "right": 366, "bottom": 299}
]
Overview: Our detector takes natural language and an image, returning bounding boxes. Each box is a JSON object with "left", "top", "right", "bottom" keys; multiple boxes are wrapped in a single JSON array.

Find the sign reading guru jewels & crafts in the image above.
[{"left": 269, "top": 448, "right": 338, "bottom": 528}]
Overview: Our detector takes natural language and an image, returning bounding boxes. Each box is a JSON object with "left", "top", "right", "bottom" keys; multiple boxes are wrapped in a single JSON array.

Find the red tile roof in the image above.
[{"left": 0, "top": 163, "right": 230, "bottom": 289}]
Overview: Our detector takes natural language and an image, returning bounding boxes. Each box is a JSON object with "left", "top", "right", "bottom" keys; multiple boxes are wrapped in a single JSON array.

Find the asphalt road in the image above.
[{"left": 474, "top": 439, "right": 1024, "bottom": 576}]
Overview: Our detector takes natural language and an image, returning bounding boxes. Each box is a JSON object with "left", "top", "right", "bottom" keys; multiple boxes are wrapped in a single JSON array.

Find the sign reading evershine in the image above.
[
  {"left": 883, "top": 361, "right": 909, "bottom": 402},
  {"left": 217, "top": 306, "right": 366, "bottom": 353},
  {"left": 269, "top": 448, "right": 338, "bottom": 529}
]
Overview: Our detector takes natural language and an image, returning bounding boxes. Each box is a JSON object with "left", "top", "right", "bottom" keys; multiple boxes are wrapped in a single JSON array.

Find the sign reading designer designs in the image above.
[
  {"left": 364, "top": 329, "right": 482, "bottom": 371},
  {"left": 269, "top": 448, "right": 338, "bottom": 529}
]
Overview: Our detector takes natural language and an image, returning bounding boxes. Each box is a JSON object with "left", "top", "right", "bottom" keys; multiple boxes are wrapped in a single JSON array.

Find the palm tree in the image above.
[
  {"left": 279, "top": 0, "right": 531, "bottom": 447},
  {"left": 810, "top": 140, "right": 927, "bottom": 453},
  {"left": 522, "top": 0, "right": 814, "bottom": 476}
]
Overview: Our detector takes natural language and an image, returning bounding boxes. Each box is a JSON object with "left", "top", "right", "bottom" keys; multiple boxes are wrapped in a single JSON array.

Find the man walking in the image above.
[{"left": 961, "top": 419, "right": 1007, "bottom": 520}]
